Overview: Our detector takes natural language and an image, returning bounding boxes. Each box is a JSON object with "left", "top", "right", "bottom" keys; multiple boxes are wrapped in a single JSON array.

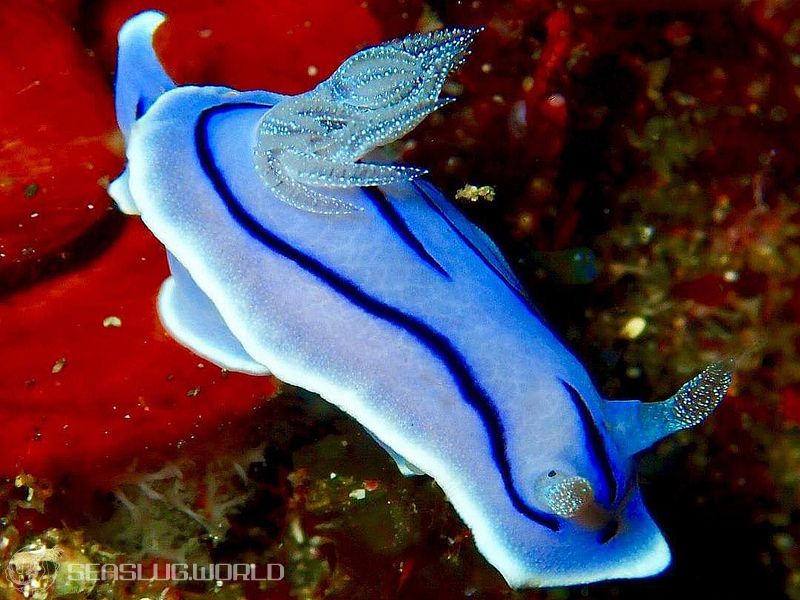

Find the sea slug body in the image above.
[{"left": 109, "top": 11, "right": 733, "bottom": 588}]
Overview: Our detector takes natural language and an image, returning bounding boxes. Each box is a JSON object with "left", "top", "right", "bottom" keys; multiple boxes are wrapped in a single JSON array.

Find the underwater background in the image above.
[{"left": 1, "top": 0, "right": 799, "bottom": 598}]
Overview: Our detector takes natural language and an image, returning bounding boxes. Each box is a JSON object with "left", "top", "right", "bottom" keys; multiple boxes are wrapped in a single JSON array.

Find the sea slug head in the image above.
[{"left": 487, "top": 361, "right": 733, "bottom": 587}]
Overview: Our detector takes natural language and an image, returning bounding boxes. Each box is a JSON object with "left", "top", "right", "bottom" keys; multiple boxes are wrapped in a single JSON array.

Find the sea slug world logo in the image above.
[
  {"left": 5, "top": 545, "right": 285, "bottom": 596},
  {"left": 66, "top": 562, "right": 286, "bottom": 583},
  {"left": 5, "top": 546, "right": 63, "bottom": 597}
]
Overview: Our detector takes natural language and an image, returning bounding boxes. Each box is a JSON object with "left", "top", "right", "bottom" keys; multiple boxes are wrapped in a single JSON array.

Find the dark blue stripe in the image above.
[
  {"left": 561, "top": 381, "right": 618, "bottom": 506},
  {"left": 362, "top": 187, "right": 449, "bottom": 278},
  {"left": 414, "top": 183, "right": 536, "bottom": 311},
  {"left": 417, "top": 183, "right": 623, "bottom": 511},
  {"left": 135, "top": 97, "right": 146, "bottom": 119},
  {"left": 195, "top": 101, "right": 559, "bottom": 532}
]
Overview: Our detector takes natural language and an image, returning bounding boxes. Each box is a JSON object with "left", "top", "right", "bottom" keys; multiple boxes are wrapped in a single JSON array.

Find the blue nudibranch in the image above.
[{"left": 110, "top": 12, "right": 733, "bottom": 588}]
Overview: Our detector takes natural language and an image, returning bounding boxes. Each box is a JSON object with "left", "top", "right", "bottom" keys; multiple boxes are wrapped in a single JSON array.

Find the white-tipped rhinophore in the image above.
[
  {"left": 604, "top": 359, "right": 735, "bottom": 456},
  {"left": 534, "top": 471, "right": 595, "bottom": 518},
  {"left": 670, "top": 359, "right": 734, "bottom": 427}
]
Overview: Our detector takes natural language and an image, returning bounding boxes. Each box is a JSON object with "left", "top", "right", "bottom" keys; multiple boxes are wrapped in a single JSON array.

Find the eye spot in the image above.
[{"left": 548, "top": 470, "right": 557, "bottom": 478}]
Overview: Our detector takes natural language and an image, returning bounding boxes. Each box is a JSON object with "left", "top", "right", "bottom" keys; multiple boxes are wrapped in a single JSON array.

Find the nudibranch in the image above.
[{"left": 109, "top": 11, "right": 733, "bottom": 588}]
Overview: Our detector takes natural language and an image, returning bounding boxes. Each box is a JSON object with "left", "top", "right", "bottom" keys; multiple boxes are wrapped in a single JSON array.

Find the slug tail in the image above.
[{"left": 114, "top": 10, "right": 175, "bottom": 142}]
